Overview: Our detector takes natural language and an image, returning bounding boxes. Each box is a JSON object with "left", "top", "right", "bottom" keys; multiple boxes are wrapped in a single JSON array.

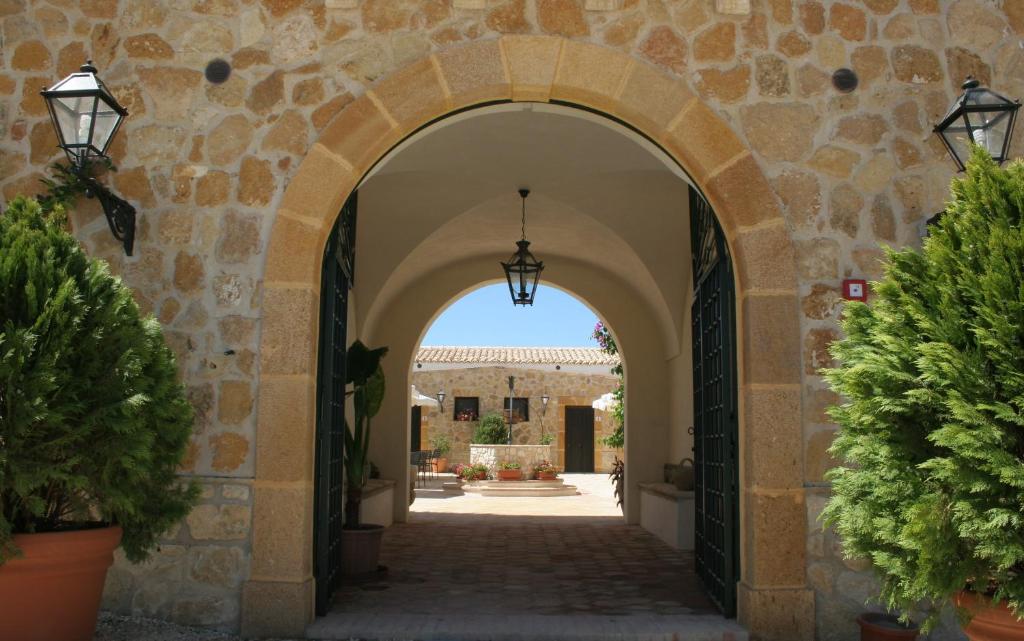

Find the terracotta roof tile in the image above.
[{"left": 415, "top": 346, "right": 620, "bottom": 366}]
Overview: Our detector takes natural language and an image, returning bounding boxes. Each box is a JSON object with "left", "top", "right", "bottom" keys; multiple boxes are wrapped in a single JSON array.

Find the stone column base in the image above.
[
  {"left": 240, "top": 577, "right": 314, "bottom": 637},
  {"left": 737, "top": 582, "right": 815, "bottom": 641}
]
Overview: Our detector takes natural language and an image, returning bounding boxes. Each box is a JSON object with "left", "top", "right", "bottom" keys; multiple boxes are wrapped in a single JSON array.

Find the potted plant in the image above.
[
  {"left": 340, "top": 340, "right": 389, "bottom": 576},
  {"left": 429, "top": 434, "right": 452, "bottom": 473},
  {"left": 497, "top": 461, "right": 522, "bottom": 481},
  {"left": 822, "top": 150, "right": 1024, "bottom": 639},
  {"left": 540, "top": 433, "right": 554, "bottom": 446},
  {"left": 0, "top": 197, "right": 199, "bottom": 641},
  {"left": 458, "top": 464, "right": 488, "bottom": 481},
  {"left": 533, "top": 461, "right": 558, "bottom": 480}
]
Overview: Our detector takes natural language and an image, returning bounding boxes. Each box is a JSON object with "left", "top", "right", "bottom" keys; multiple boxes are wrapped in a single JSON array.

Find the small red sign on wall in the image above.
[{"left": 843, "top": 279, "right": 868, "bottom": 302}]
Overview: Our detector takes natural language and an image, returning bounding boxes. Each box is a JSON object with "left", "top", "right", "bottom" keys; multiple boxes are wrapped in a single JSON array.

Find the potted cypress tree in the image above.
[
  {"left": 822, "top": 150, "right": 1024, "bottom": 640},
  {"left": 341, "top": 340, "right": 389, "bottom": 576},
  {"left": 0, "top": 197, "right": 198, "bottom": 641}
]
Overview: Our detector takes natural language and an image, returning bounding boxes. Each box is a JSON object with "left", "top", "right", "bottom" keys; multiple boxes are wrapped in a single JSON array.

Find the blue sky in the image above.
[{"left": 421, "top": 284, "right": 600, "bottom": 347}]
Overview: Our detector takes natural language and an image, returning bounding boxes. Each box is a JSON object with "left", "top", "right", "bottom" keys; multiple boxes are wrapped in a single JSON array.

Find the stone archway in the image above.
[{"left": 245, "top": 36, "right": 811, "bottom": 641}]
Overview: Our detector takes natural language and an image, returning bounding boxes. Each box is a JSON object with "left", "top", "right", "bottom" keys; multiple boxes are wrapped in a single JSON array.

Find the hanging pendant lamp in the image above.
[{"left": 501, "top": 188, "right": 544, "bottom": 306}]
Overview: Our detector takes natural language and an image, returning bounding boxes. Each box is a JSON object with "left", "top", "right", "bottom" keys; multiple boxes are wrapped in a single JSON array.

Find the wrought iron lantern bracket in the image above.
[{"left": 80, "top": 170, "right": 136, "bottom": 255}]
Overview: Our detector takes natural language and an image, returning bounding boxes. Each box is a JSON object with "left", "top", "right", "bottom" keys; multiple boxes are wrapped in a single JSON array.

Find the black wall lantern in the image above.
[
  {"left": 501, "top": 189, "right": 544, "bottom": 306},
  {"left": 436, "top": 390, "right": 446, "bottom": 413},
  {"left": 41, "top": 61, "right": 136, "bottom": 255},
  {"left": 934, "top": 77, "right": 1020, "bottom": 172}
]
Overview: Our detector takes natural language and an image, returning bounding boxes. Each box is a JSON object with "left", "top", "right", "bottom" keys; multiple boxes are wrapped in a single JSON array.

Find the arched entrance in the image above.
[{"left": 245, "top": 36, "right": 810, "bottom": 641}]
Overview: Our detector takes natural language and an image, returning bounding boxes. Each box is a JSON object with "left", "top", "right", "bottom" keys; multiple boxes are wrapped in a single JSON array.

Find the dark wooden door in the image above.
[
  {"left": 410, "top": 406, "right": 422, "bottom": 451},
  {"left": 313, "top": 191, "right": 357, "bottom": 616},
  {"left": 690, "top": 186, "right": 739, "bottom": 617},
  {"left": 564, "top": 407, "right": 595, "bottom": 473}
]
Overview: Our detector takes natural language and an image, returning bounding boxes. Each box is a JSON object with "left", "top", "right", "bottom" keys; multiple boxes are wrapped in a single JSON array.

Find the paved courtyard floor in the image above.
[{"left": 308, "top": 474, "right": 745, "bottom": 641}]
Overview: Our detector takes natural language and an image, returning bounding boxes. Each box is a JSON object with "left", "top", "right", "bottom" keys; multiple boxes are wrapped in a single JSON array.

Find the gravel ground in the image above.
[{"left": 94, "top": 612, "right": 318, "bottom": 641}]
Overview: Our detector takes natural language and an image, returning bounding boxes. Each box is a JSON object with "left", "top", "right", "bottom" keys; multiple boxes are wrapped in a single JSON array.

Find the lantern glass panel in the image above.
[{"left": 90, "top": 97, "right": 123, "bottom": 155}]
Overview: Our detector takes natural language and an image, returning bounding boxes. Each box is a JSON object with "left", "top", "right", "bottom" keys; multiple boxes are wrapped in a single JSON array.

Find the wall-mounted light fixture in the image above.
[
  {"left": 541, "top": 393, "right": 550, "bottom": 415},
  {"left": 934, "top": 76, "right": 1020, "bottom": 172},
  {"left": 41, "top": 61, "right": 135, "bottom": 255},
  {"left": 436, "top": 390, "right": 446, "bottom": 413}
]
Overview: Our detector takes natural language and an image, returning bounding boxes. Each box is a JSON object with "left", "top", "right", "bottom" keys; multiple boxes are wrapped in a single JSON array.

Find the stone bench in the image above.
[{"left": 638, "top": 482, "right": 694, "bottom": 551}]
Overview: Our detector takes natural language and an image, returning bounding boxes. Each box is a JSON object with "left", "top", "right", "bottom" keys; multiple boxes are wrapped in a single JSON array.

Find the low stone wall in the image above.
[{"left": 470, "top": 444, "right": 554, "bottom": 473}]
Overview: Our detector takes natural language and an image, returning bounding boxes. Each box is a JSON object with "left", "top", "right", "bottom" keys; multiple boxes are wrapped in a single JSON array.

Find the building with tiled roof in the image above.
[{"left": 414, "top": 346, "right": 620, "bottom": 370}]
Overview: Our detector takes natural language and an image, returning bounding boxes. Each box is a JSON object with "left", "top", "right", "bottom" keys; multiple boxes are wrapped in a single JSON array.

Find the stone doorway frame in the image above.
[{"left": 244, "top": 36, "right": 812, "bottom": 641}]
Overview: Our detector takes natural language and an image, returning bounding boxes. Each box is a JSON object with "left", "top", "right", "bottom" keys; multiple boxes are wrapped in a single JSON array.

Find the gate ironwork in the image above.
[
  {"left": 689, "top": 186, "right": 739, "bottom": 617},
  {"left": 314, "top": 191, "right": 357, "bottom": 616}
]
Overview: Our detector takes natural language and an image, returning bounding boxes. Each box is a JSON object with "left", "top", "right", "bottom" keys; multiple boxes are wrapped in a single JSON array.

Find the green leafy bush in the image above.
[
  {"left": 472, "top": 412, "right": 507, "bottom": 444},
  {"left": 0, "top": 197, "right": 199, "bottom": 563},
  {"left": 822, "top": 150, "right": 1024, "bottom": 629}
]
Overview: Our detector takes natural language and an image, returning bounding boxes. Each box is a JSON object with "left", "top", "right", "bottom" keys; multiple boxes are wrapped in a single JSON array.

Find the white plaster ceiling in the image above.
[{"left": 355, "top": 103, "right": 694, "bottom": 355}]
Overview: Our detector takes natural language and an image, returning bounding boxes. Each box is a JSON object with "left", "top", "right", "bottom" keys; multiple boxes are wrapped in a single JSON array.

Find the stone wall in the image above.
[
  {"left": 469, "top": 443, "right": 554, "bottom": 471},
  {"left": 101, "top": 477, "right": 252, "bottom": 629},
  {"left": 412, "top": 366, "right": 621, "bottom": 471},
  {"left": 3, "top": 0, "right": 1022, "bottom": 636}
]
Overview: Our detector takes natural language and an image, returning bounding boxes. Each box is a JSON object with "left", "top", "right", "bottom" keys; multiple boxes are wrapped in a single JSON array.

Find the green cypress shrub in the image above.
[
  {"left": 472, "top": 413, "right": 508, "bottom": 444},
  {"left": 0, "top": 197, "right": 198, "bottom": 563},
  {"left": 822, "top": 149, "right": 1024, "bottom": 629}
]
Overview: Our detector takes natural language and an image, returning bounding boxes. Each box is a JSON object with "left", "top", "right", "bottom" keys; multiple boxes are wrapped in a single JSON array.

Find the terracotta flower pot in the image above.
[
  {"left": 856, "top": 613, "right": 919, "bottom": 641},
  {"left": 956, "top": 590, "right": 1024, "bottom": 641},
  {"left": 0, "top": 525, "right": 122, "bottom": 641},
  {"left": 498, "top": 469, "right": 522, "bottom": 481},
  {"left": 433, "top": 457, "right": 448, "bottom": 473},
  {"left": 537, "top": 471, "right": 557, "bottom": 480},
  {"left": 341, "top": 524, "right": 385, "bottom": 576}
]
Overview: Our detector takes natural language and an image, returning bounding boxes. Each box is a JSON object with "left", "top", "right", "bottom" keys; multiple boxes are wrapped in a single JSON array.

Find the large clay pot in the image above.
[
  {"left": 856, "top": 613, "right": 919, "bottom": 641},
  {"left": 432, "top": 457, "right": 448, "bottom": 474},
  {"left": 956, "top": 590, "right": 1024, "bottom": 641},
  {"left": 341, "top": 524, "right": 385, "bottom": 576},
  {"left": 0, "top": 525, "right": 122, "bottom": 641},
  {"left": 498, "top": 469, "right": 522, "bottom": 481}
]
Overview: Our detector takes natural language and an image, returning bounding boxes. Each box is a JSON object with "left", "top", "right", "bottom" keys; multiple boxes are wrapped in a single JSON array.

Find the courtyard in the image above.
[{"left": 316, "top": 473, "right": 736, "bottom": 640}]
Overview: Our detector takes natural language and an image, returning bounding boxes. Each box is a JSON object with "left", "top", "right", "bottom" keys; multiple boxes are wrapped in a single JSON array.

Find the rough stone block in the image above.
[
  {"left": 665, "top": 99, "right": 746, "bottom": 183},
  {"left": 743, "top": 490, "right": 808, "bottom": 586},
  {"left": 742, "top": 295, "right": 802, "bottom": 385},
  {"left": 743, "top": 386, "right": 802, "bottom": 490},
  {"left": 276, "top": 145, "right": 354, "bottom": 229},
  {"left": 706, "top": 154, "right": 784, "bottom": 231},
  {"left": 738, "top": 583, "right": 815, "bottom": 641},
  {"left": 614, "top": 60, "right": 693, "bottom": 135},
  {"left": 372, "top": 57, "right": 449, "bottom": 132},
  {"left": 551, "top": 40, "right": 631, "bottom": 110},
  {"left": 241, "top": 578, "right": 313, "bottom": 637},
  {"left": 259, "top": 287, "right": 318, "bottom": 376},
  {"left": 317, "top": 94, "right": 398, "bottom": 175},
  {"left": 186, "top": 505, "right": 251, "bottom": 541},
  {"left": 436, "top": 39, "right": 510, "bottom": 108},
  {"left": 264, "top": 212, "right": 326, "bottom": 288},
  {"left": 733, "top": 224, "right": 798, "bottom": 292},
  {"left": 255, "top": 376, "right": 316, "bottom": 482},
  {"left": 250, "top": 484, "right": 314, "bottom": 578},
  {"left": 503, "top": 35, "right": 562, "bottom": 102}
]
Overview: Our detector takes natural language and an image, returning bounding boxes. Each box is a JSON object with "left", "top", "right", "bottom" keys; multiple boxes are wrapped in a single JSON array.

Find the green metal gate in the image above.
[
  {"left": 313, "top": 191, "right": 357, "bottom": 616},
  {"left": 689, "top": 186, "right": 740, "bottom": 617}
]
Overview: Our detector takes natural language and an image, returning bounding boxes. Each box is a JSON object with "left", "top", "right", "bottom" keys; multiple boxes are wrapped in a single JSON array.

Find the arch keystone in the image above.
[{"left": 502, "top": 35, "right": 562, "bottom": 102}]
